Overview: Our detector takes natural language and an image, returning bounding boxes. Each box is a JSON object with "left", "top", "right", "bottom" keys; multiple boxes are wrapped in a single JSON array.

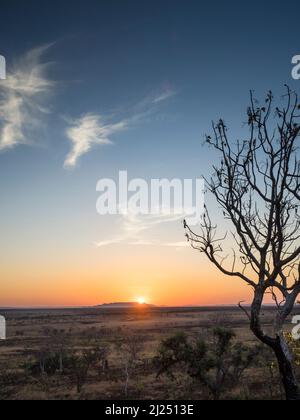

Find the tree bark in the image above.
[
  {"left": 273, "top": 338, "right": 300, "bottom": 401},
  {"left": 250, "top": 288, "right": 300, "bottom": 400}
]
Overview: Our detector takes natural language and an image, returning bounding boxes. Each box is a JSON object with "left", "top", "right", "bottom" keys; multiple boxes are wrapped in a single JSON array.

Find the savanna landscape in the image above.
[
  {"left": 1, "top": 0, "right": 300, "bottom": 404},
  {"left": 0, "top": 305, "right": 299, "bottom": 400}
]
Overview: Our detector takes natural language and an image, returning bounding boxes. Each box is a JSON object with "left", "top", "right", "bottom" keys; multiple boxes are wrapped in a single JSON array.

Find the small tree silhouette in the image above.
[
  {"left": 156, "top": 329, "right": 258, "bottom": 400},
  {"left": 185, "top": 87, "right": 300, "bottom": 400}
]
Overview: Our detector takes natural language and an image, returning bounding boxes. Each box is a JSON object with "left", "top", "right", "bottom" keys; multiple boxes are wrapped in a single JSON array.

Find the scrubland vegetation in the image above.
[{"left": 0, "top": 307, "right": 299, "bottom": 400}]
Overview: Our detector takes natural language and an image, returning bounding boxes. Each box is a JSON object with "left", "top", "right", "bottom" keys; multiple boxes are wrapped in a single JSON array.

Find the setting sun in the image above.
[{"left": 137, "top": 298, "right": 146, "bottom": 305}]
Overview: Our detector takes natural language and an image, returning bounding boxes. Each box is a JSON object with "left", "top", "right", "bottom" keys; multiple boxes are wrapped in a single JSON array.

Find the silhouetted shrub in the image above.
[{"left": 155, "top": 328, "right": 260, "bottom": 400}]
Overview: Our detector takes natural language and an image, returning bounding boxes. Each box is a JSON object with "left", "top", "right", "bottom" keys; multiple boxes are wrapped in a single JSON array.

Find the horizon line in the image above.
[{"left": 0, "top": 302, "right": 285, "bottom": 311}]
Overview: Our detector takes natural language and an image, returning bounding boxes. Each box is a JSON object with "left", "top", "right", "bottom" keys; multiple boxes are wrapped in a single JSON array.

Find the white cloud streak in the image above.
[
  {"left": 64, "top": 86, "right": 176, "bottom": 168},
  {"left": 0, "top": 45, "right": 54, "bottom": 151},
  {"left": 64, "top": 114, "right": 127, "bottom": 168},
  {"left": 0, "top": 45, "right": 176, "bottom": 167},
  {"left": 95, "top": 212, "right": 187, "bottom": 249},
  {"left": 152, "top": 88, "right": 176, "bottom": 104}
]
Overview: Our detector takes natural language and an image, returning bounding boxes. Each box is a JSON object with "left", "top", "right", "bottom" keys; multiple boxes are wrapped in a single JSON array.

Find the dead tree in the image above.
[{"left": 185, "top": 86, "right": 300, "bottom": 400}]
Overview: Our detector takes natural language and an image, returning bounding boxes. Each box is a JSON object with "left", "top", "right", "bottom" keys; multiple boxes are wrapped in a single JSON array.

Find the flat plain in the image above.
[{"left": 0, "top": 306, "right": 298, "bottom": 400}]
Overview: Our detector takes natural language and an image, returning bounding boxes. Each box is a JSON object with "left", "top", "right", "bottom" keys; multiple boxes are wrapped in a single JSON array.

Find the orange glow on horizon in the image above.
[{"left": 0, "top": 244, "right": 263, "bottom": 308}]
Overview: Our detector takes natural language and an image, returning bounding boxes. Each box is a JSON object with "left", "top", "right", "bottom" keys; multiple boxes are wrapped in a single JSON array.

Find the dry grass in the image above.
[{"left": 0, "top": 306, "right": 298, "bottom": 400}]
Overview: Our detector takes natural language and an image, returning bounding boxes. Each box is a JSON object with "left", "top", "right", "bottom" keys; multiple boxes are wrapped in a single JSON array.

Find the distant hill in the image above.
[{"left": 95, "top": 302, "right": 155, "bottom": 309}]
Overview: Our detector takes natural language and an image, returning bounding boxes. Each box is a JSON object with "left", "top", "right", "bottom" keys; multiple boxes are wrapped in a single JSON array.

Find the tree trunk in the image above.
[
  {"left": 59, "top": 353, "right": 63, "bottom": 374},
  {"left": 124, "top": 363, "right": 129, "bottom": 398},
  {"left": 273, "top": 339, "right": 300, "bottom": 401},
  {"left": 250, "top": 287, "right": 300, "bottom": 400}
]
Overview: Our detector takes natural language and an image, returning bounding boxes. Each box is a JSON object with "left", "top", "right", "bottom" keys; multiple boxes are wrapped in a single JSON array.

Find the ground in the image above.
[{"left": 0, "top": 306, "right": 298, "bottom": 400}]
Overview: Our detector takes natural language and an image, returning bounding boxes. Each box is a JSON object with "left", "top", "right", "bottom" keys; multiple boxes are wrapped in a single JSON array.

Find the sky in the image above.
[{"left": 0, "top": 0, "right": 300, "bottom": 307}]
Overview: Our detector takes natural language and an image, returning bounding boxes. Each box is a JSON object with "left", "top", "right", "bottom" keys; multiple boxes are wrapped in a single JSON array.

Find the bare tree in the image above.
[
  {"left": 69, "top": 347, "right": 105, "bottom": 394},
  {"left": 185, "top": 86, "right": 300, "bottom": 400},
  {"left": 116, "top": 334, "right": 145, "bottom": 398}
]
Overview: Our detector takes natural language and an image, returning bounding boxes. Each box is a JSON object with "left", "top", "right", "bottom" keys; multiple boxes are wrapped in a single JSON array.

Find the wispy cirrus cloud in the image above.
[
  {"left": 64, "top": 114, "right": 127, "bottom": 168},
  {"left": 152, "top": 87, "right": 176, "bottom": 104},
  {"left": 0, "top": 45, "right": 176, "bottom": 166},
  {"left": 65, "top": 85, "right": 177, "bottom": 168},
  {"left": 0, "top": 45, "right": 54, "bottom": 151},
  {"left": 95, "top": 211, "right": 187, "bottom": 249}
]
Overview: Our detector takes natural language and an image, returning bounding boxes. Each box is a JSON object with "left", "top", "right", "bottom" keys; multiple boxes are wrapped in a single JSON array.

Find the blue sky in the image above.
[{"left": 0, "top": 0, "right": 300, "bottom": 306}]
